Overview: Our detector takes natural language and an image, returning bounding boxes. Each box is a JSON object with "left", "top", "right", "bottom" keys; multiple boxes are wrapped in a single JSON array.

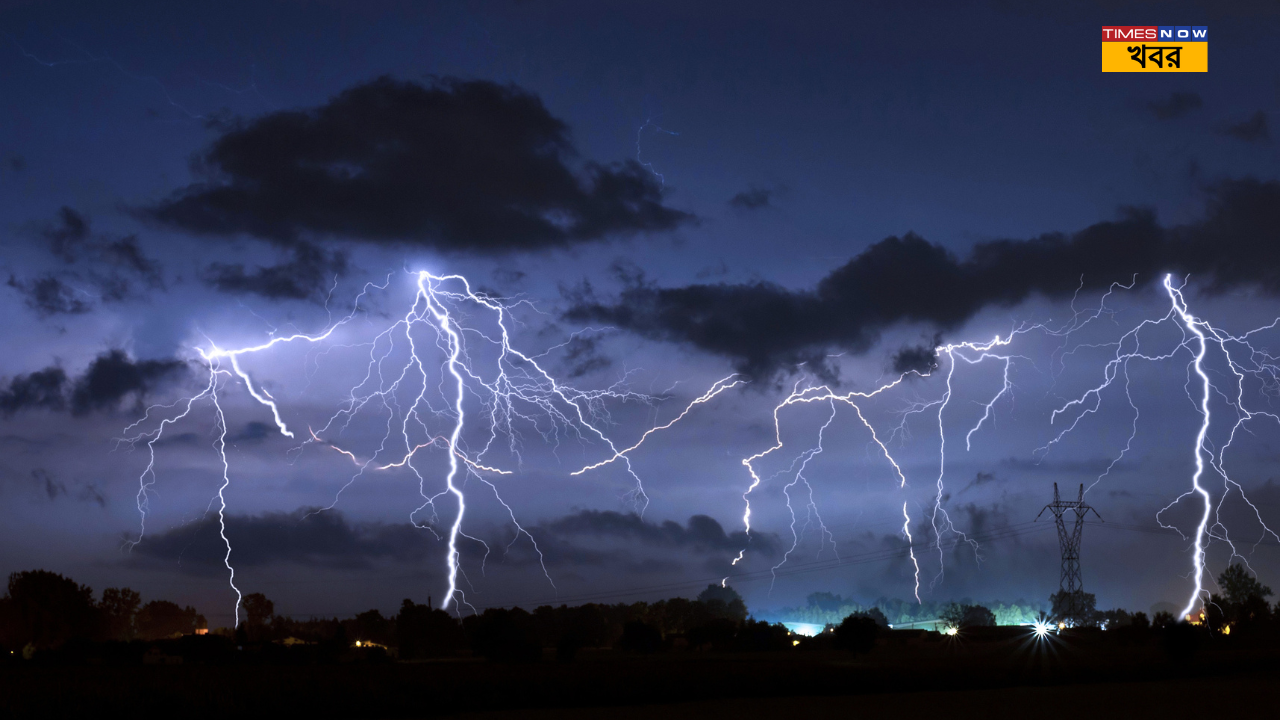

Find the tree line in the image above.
[
  {"left": 4, "top": 564, "right": 1275, "bottom": 663},
  {"left": 1, "top": 570, "right": 806, "bottom": 661},
  {"left": 0, "top": 570, "right": 206, "bottom": 650}
]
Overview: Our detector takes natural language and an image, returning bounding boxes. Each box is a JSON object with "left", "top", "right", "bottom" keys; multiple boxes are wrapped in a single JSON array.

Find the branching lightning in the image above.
[
  {"left": 1035, "top": 275, "right": 1280, "bottom": 618},
  {"left": 119, "top": 271, "right": 733, "bottom": 623},
  {"left": 116, "top": 266, "right": 1280, "bottom": 621},
  {"left": 728, "top": 275, "right": 1278, "bottom": 610}
]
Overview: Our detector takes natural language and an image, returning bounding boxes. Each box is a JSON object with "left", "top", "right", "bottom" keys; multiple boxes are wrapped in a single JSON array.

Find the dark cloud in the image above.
[
  {"left": 729, "top": 186, "right": 771, "bottom": 210},
  {"left": 31, "top": 468, "right": 66, "bottom": 501},
  {"left": 132, "top": 508, "right": 434, "bottom": 574},
  {"left": 146, "top": 76, "right": 692, "bottom": 253},
  {"left": 203, "top": 242, "right": 348, "bottom": 301},
  {"left": 566, "top": 178, "right": 1280, "bottom": 379},
  {"left": 68, "top": 350, "right": 189, "bottom": 415},
  {"left": 1221, "top": 110, "right": 1269, "bottom": 143},
  {"left": 538, "top": 509, "right": 779, "bottom": 557},
  {"left": 891, "top": 333, "right": 942, "bottom": 374},
  {"left": 559, "top": 334, "right": 613, "bottom": 378},
  {"left": 960, "top": 471, "right": 998, "bottom": 494},
  {"left": 24, "top": 469, "right": 103, "bottom": 507},
  {"left": 0, "top": 367, "right": 68, "bottom": 415},
  {"left": 102, "top": 236, "right": 164, "bottom": 289},
  {"left": 1147, "top": 91, "right": 1203, "bottom": 120},
  {"left": 78, "top": 484, "right": 106, "bottom": 508},
  {"left": 7, "top": 274, "right": 92, "bottom": 316},
  {"left": 130, "top": 507, "right": 762, "bottom": 576},
  {"left": 957, "top": 502, "right": 1009, "bottom": 539},
  {"left": 10, "top": 208, "right": 165, "bottom": 314},
  {"left": 0, "top": 350, "right": 188, "bottom": 416},
  {"left": 42, "top": 206, "right": 90, "bottom": 262},
  {"left": 20, "top": 468, "right": 102, "bottom": 507}
]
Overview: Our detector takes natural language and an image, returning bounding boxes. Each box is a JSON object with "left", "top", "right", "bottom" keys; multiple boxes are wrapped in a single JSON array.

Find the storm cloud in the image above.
[
  {"left": 132, "top": 507, "right": 777, "bottom": 575},
  {"left": 7, "top": 274, "right": 92, "bottom": 316},
  {"left": 566, "top": 178, "right": 1280, "bottom": 379},
  {"left": 8, "top": 207, "right": 164, "bottom": 315},
  {"left": 0, "top": 350, "right": 188, "bottom": 416},
  {"left": 132, "top": 508, "right": 434, "bottom": 573},
  {"left": 203, "top": 242, "right": 349, "bottom": 301},
  {"left": 538, "top": 509, "right": 778, "bottom": 557},
  {"left": 147, "top": 77, "right": 692, "bottom": 253}
]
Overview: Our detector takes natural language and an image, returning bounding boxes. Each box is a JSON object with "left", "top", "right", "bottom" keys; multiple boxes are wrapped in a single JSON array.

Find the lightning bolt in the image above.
[
  {"left": 1041, "top": 274, "right": 1280, "bottom": 620},
  {"left": 117, "top": 265, "right": 1280, "bottom": 622},
  {"left": 119, "top": 270, "right": 729, "bottom": 620},
  {"left": 722, "top": 276, "right": 1276, "bottom": 604},
  {"left": 1163, "top": 275, "right": 1215, "bottom": 619}
]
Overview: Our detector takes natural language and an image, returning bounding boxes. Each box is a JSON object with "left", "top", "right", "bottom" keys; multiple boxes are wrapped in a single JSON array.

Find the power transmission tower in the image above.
[{"left": 1035, "top": 483, "right": 1101, "bottom": 623}]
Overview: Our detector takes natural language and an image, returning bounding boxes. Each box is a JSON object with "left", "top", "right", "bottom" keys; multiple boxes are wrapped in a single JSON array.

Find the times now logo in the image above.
[{"left": 1102, "top": 26, "right": 1208, "bottom": 41}]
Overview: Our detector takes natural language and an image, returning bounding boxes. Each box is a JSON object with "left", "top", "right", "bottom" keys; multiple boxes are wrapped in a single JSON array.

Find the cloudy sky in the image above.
[{"left": 2, "top": 0, "right": 1279, "bottom": 626}]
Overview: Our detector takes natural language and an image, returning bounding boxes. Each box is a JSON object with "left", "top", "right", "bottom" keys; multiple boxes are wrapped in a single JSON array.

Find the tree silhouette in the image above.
[
  {"left": 1050, "top": 590, "right": 1097, "bottom": 627},
  {"left": 696, "top": 583, "right": 747, "bottom": 622},
  {"left": 848, "top": 607, "right": 889, "bottom": 628},
  {"left": 941, "top": 603, "right": 996, "bottom": 629},
  {"left": 1214, "top": 563, "right": 1273, "bottom": 629},
  {"left": 618, "top": 619, "right": 663, "bottom": 653},
  {"left": 136, "top": 600, "right": 204, "bottom": 640},
  {"left": 833, "top": 614, "right": 879, "bottom": 653},
  {"left": 352, "top": 609, "right": 393, "bottom": 646},
  {"left": 4, "top": 570, "right": 99, "bottom": 649},
  {"left": 397, "top": 598, "right": 465, "bottom": 658},
  {"left": 243, "top": 592, "right": 275, "bottom": 627},
  {"left": 464, "top": 607, "right": 542, "bottom": 662},
  {"left": 98, "top": 587, "right": 141, "bottom": 641}
]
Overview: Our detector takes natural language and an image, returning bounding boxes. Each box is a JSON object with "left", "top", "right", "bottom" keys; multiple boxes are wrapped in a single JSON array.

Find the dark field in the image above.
[{"left": 4, "top": 629, "right": 1277, "bottom": 719}]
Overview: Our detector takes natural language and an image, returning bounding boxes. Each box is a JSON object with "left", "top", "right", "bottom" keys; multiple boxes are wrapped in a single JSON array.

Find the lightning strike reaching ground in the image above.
[
  {"left": 1164, "top": 276, "right": 1215, "bottom": 619},
  {"left": 119, "top": 270, "right": 730, "bottom": 622},
  {"left": 1039, "top": 275, "right": 1280, "bottom": 618},
  {"left": 729, "top": 332, "right": 1030, "bottom": 602},
  {"left": 117, "top": 267, "right": 1280, "bottom": 621},
  {"left": 727, "top": 276, "right": 1278, "bottom": 609}
]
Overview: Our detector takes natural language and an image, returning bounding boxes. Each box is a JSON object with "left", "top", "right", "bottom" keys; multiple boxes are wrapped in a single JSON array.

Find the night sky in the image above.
[{"left": 2, "top": 0, "right": 1279, "bottom": 627}]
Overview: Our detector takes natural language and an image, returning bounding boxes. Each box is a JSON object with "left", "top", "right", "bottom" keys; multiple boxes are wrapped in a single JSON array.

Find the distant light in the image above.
[
  {"left": 945, "top": 626, "right": 959, "bottom": 636},
  {"left": 782, "top": 622, "right": 824, "bottom": 637},
  {"left": 1032, "top": 620, "right": 1052, "bottom": 638},
  {"left": 355, "top": 641, "right": 362, "bottom": 647},
  {"left": 792, "top": 640, "right": 800, "bottom": 646}
]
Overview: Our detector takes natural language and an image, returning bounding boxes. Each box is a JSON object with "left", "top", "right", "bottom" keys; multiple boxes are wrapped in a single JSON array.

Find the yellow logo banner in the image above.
[{"left": 1102, "top": 42, "right": 1207, "bottom": 72}]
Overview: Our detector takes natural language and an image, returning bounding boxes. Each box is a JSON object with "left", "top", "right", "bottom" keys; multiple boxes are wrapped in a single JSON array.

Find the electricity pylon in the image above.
[{"left": 1036, "top": 482, "right": 1101, "bottom": 623}]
